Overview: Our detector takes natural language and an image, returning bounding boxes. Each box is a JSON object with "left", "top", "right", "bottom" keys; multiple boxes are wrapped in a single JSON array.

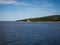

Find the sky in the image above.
[{"left": 0, "top": 0, "right": 60, "bottom": 21}]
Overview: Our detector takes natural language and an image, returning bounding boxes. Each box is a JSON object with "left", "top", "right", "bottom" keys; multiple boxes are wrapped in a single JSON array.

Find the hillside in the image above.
[{"left": 17, "top": 15, "right": 60, "bottom": 22}]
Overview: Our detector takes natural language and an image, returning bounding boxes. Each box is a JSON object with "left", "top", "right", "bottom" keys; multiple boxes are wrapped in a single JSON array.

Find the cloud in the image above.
[
  {"left": 0, "top": 0, "right": 31, "bottom": 6},
  {"left": 32, "top": 0, "right": 54, "bottom": 7},
  {"left": 26, "top": 6, "right": 58, "bottom": 16},
  {"left": 41, "top": 1, "right": 54, "bottom": 7},
  {"left": 14, "top": 2, "right": 31, "bottom": 6},
  {"left": 0, "top": 0, "right": 17, "bottom": 4}
]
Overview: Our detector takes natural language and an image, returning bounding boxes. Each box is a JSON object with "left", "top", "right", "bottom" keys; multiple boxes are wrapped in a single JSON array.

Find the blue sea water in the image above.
[{"left": 0, "top": 21, "right": 60, "bottom": 45}]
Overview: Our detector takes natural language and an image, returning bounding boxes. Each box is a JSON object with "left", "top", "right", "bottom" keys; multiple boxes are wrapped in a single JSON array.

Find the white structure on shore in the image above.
[{"left": 26, "top": 19, "right": 31, "bottom": 22}]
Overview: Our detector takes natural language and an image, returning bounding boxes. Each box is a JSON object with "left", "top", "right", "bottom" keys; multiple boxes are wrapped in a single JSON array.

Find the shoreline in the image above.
[{"left": 17, "top": 21, "right": 60, "bottom": 23}]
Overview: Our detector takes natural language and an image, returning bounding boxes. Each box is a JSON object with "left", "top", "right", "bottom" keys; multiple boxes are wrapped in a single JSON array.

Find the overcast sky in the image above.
[{"left": 0, "top": 0, "right": 60, "bottom": 21}]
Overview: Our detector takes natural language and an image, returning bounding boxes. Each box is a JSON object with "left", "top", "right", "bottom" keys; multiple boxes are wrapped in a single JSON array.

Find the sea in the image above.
[{"left": 0, "top": 21, "right": 60, "bottom": 45}]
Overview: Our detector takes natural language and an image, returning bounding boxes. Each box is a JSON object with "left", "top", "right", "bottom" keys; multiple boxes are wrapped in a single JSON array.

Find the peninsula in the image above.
[{"left": 16, "top": 15, "right": 60, "bottom": 22}]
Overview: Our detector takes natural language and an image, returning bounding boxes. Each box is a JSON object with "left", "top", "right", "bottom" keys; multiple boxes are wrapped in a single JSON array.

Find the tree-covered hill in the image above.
[{"left": 17, "top": 15, "right": 60, "bottom": 22}]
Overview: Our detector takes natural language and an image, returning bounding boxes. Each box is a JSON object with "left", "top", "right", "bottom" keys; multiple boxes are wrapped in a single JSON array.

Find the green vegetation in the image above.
[{"left": 17, "top": 15, "right": 60, "bottom": 22}]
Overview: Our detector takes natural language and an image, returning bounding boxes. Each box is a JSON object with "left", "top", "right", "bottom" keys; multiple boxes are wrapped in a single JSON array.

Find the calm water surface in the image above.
[{"left": 0, "top": 21, "right": 60, "bottom": 45}]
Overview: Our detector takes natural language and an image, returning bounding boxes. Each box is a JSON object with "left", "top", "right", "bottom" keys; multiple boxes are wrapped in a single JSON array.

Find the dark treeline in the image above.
[{"left": 17, "top": 15, "right": 60, "bottom": 22}]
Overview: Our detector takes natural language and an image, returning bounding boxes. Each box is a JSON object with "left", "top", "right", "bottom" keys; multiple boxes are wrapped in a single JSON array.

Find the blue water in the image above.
[{"left": 0, "top": 21, "right": 60, "bottom": 45}]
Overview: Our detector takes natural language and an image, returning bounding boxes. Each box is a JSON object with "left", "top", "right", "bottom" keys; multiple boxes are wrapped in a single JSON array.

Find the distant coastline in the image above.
[{"left": 16, "top": 15, "right": 60, "bottom": 22}]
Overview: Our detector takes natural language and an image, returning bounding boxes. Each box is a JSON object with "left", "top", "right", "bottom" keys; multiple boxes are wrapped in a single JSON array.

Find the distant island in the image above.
[{"left": 16, "top": 15, "right": 60, "bottom": 22}]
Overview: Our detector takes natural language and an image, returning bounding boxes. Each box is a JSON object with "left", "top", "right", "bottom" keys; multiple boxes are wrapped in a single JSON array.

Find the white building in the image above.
[{"left": 26, "top": 19, "right": 31, "bottom": 22}]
